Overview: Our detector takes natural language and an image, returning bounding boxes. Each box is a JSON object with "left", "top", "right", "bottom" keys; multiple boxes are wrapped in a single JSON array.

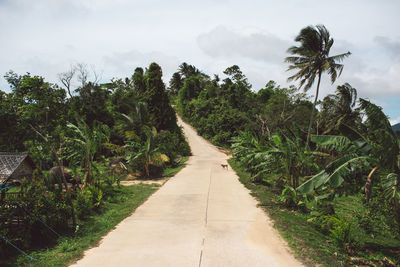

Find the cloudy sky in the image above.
[{"left": 1, "top": 0, "right": 399, "bottom": 124}]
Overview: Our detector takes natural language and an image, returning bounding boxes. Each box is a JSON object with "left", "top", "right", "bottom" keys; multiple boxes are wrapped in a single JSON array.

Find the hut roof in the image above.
[{"left": 0, "top": 152, "right": 32, "bottom": 181}]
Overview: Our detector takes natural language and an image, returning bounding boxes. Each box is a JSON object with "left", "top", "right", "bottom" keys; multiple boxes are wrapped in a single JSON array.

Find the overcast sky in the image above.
[{"left": 1, "top": 0, "right": 399, "bottom": 124}]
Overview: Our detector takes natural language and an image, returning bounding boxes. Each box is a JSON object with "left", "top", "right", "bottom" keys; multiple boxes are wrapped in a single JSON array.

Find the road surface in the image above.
[{"left": 71, "top": 116, "right": 302, "bottom": 267}]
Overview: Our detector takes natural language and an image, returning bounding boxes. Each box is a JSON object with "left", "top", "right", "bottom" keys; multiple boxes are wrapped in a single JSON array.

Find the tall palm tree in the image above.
[{"left": 285, "top": 25, "right": 351, "bottom": 148}]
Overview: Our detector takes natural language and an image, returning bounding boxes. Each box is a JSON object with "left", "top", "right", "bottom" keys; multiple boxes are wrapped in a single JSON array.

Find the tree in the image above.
[
  {"left": 71, "top": 82, "right": 112, "bottom": 126},
  {"left": 221, "top": 65, "right": 252, "bottom": 110},
  {"left": 143, "top": 63, "right": 177, "bottom": 131},
  {"left": 317, "top": 83, "right": 361, "bottom": 135},
  {"left": 58, "top": 66, "right": 76, "bottom": 98},
  {"left": 1, "top": 71, "right": 67, "bottom": 151},
  {"left": 178, "top": 62, "right": 199, "bottom": 79},
  {"left": 285, "top": 25, "right": 351, "bottom": 148},
  {"left": 168, "top": 72, "right": 183, "bottom": 95},
  {"left": 132, "top": 67, "right": 146, "bottom": 93},
  {"left": 64, "top": 120, "right": 110, "bottom": 185}
]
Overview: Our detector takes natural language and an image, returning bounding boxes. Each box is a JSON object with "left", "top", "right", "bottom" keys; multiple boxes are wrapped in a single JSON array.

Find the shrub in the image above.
[
  {"left": 153, "top": 129, "right": 191, "bottom": 163},
  {"left": 0, "top": 179, "right": 71, "bottom": 254},
  {"left": 75, "top": 185, "right": 103, "bottom": 219},
  {"left": 75, "top": 189, "right": 94, "bottom": 220}
]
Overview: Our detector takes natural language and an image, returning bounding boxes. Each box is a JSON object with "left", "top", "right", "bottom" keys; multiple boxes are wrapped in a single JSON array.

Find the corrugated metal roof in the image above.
[{"left": 0, "top": 152, "right": 29, "bottom": 180}]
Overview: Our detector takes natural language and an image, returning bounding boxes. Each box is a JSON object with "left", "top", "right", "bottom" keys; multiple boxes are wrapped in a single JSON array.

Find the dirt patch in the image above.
[{"left": 120, "top": 177, "right": 168, "bottom": 186}]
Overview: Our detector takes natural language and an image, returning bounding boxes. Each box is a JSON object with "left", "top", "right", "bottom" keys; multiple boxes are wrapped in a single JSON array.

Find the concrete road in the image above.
[{"left": 71, "top": 117, "right": 303, "bottom": 267}]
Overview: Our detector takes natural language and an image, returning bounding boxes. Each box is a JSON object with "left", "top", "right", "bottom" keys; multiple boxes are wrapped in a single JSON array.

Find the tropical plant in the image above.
[
  {"left": 297, "top": 99, "right": 400, "bottom": 233},
  {"left": 125, "top": 127, "right": 169, "bottom": 177},
  {"left": 63, "top": 120, "right": 110, "bottom": 185},
  {"left": 285, "top": 24, "right": 351, "bottom": 148},
  {"left": 318, "top": 83, "right": 361, "bottom": 135},
  {"left": 168, "top": 72, "right": 183, "bottom": 95},
  {"left": 296, "top": 134, "right": 373, "bottom": 195},
  {"left": 232, "top": 130, "right": 314, "bottom": 188},
  {"left": 117, "top": 102, "right": 150, "bottom": 141}
]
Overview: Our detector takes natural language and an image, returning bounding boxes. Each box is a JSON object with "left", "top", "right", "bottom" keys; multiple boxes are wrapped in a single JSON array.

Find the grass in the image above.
[
  {"left": 6, "top": 184, "right": 158, "bottom": 267},
  {"left": 162, "top": 156, "right": 189, "bottom": 177},
  {"left": 228, "top": 158, "right": 400, "bottom": 266}
]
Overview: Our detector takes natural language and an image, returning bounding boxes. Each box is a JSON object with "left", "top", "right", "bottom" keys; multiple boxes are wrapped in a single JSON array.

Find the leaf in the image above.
[
  {"left": 297, "top": 171, "right": 329, "bottom": 194},
  {"left": 311, "top": 134, "right": 352, "bottom": 152}
]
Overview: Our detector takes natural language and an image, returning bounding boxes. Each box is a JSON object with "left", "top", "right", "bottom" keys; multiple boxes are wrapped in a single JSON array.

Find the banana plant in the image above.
[
  {"left": 296, "top": 134, "right": 373, "bottom": 194},
  {"left": 232, "top": 130, "right": 315, "bottom": 188},
  {"left": 297, "top": 99, "right": 399, "bottom": 202}
]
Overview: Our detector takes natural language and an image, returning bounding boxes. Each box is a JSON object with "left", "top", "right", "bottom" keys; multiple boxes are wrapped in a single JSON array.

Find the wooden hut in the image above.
[{"left": 0, "top": 152, "right": 35, "bottom": 185}]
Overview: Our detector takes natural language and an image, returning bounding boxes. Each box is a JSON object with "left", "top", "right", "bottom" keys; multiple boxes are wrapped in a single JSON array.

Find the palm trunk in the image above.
[
  {"left": 365, "top": 165, "right": 379, "bottom": 202},
  {"left": 306, "top": 72, "right": 322, "bottom": 150}
]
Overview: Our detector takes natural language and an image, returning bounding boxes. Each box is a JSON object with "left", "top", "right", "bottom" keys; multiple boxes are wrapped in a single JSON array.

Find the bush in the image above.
[
  {"left": 75, "top": 189, "right": 94, "bottom": 220},
  {"left": 0, "top": 179, "right": 71, "bottom": 254},
  {"left": 75, "top": 185, "right": 103, "bottom": 219},
  {"left": 308, "top": 213, "right": 357, "bottom": 250},
  {"left": 153, "top": 129, "right": 191, "bottom": 163},
  {"left": 329, "top": 218, "right": 352, "bottom": 248}
]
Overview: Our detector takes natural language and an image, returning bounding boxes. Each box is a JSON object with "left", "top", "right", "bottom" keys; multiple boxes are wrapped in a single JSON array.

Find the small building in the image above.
[{"left": 0, "top": 152, "right": 35, "bottom": 185}]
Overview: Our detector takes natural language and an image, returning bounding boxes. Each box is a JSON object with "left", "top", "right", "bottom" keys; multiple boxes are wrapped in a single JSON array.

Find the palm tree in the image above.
[
  {"left": 64, "top": 120, "right": 110, "bottom": 185},
  {"left": 125, "top": 127, "right": 169, "bottom": 177},
  {"left": 168, "top": 72, "right": 183, "bottom": 95},
  {"left": 285, "top": 25, "right": 351, "bottom": 148},
  {"left": 318, "top": 83, "right": 361, "bottom": 134},
  {"left": 118, "top": 102, "right": 149, "bottom": 141}
]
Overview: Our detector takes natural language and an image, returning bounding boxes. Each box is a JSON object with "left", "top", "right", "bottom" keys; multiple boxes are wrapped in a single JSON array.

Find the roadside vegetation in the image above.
[
  {"left": 7, "top": 184, "right": 157, "bottom": 267},
  {"left": 174, "top": 25, "right": 400, "bottom": 265},
  {"left": 1, "top": 23, "right": 399, "bottom": 266},
  {"left": 0, "top": 62, "right": 190, "bottom": 264}
]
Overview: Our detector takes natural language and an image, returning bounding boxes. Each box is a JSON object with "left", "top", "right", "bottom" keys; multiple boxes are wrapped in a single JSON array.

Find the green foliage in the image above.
[
  {"left": 75, "top": 185, "right": 104, "bottom": 219},
  {"left": 9, "top": 184, "right": 157, "bottom": 267},
  {"left": 279, "top": 185, "right": 307, "bottom": 210},
  {"left": 0, "top": 72, "right": 67, "bottom": 152},
  {"left": 71, "top": 82, "right": 113, "bottom": 127},
  {"left": 176, "top": 64, "right": 270, "bottom": 147},
  {"left": 153, "top": 129, "right": 191, "bottom": 163},
  {"left": 317, "top": 83, "right": 361, "bottom": 135},
  {"left": 308, "top": 214, "right": 353, "bottom": 249},
  {"left": 63, "top": 120, "right": 110, "bottom": 185},
  {"left": 125, "top": 127, "right": 170, "bottom": 177},
  {"left": 143, "top": 62, "right": 177, "bottom": 131},
  {"left": 232, "top": 130, "right": 315, "bottom": 188},
  {"left": 0, "top": 63, "right": 191, "bottom": 262},
  {"left": 0, "top": 179, "right": 70, "bottom": 254}
]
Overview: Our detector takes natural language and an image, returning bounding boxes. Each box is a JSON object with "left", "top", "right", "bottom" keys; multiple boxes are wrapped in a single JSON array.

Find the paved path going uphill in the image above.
[{"left": 71, "top": 117, "right": 302, "bottom": 267}]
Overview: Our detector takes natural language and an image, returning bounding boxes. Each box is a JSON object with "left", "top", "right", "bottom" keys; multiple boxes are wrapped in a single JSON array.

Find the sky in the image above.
[{"left": 0, "top": 0, "right": 399, "bottom": 124}]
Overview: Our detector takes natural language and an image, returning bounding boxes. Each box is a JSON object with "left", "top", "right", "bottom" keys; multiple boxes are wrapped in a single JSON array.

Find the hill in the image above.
[{"left": 393, "top": 122, "right": 400, "bottom": 132}]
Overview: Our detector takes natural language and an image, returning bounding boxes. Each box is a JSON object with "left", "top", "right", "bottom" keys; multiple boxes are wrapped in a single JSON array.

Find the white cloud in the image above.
[{"left": 197, "top": 26, "right": 290, "bottom": 65}]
